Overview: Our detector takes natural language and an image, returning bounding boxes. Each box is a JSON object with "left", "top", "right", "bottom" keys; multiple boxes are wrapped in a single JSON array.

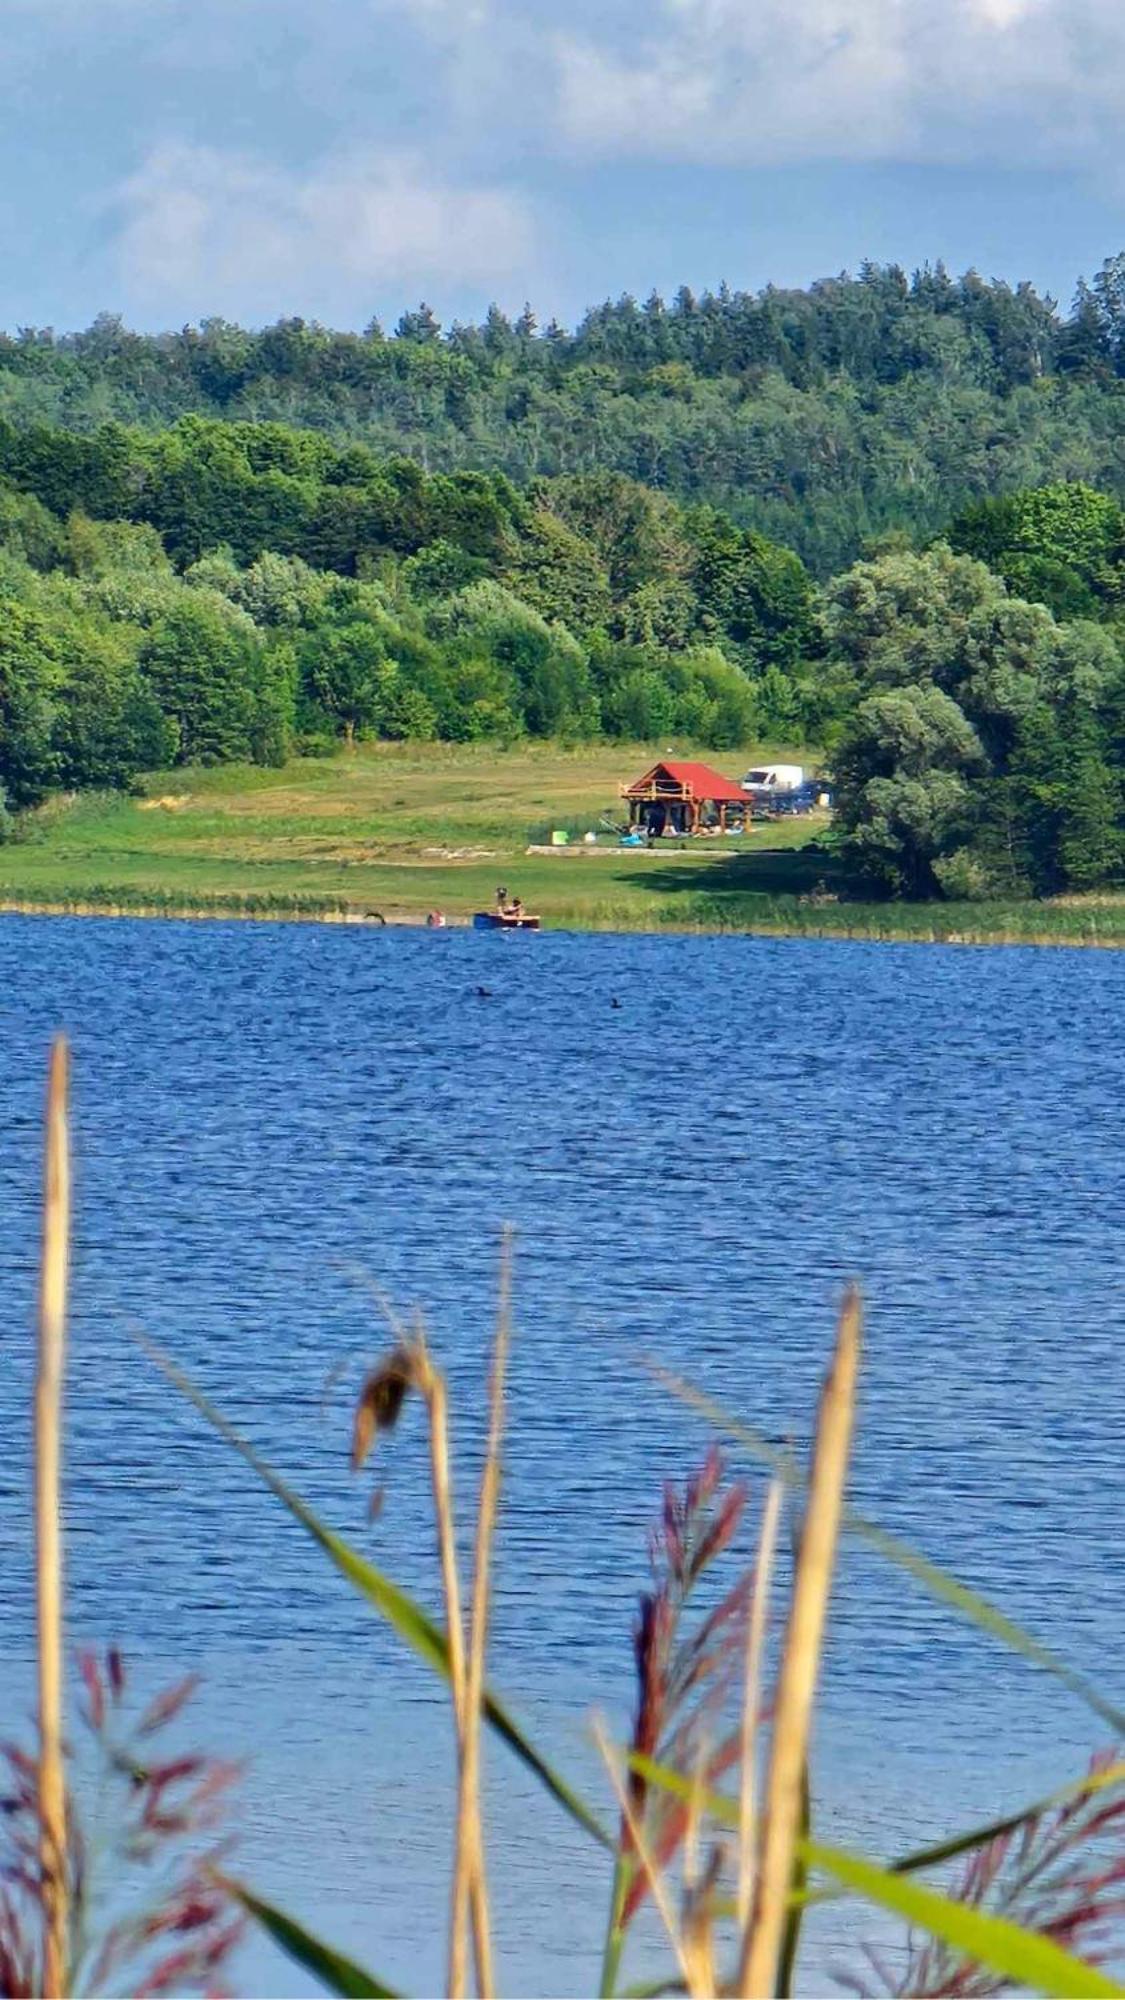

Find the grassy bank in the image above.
[{"left": 3, "top": 740, "right": 1125, "bottom": 945}]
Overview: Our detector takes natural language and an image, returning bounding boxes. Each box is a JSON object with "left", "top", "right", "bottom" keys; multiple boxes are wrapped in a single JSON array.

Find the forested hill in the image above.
[{"left": 7, "top": 256, "right": 1125, "bottom": 574}]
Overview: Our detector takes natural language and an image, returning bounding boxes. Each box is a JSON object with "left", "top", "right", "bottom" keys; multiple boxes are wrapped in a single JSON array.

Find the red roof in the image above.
[{"left": 625, "top": 760, "right": 745, "bottom": 804}]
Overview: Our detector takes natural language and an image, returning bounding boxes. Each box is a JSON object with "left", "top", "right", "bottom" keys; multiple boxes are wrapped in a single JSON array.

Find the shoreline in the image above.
[
  {"left": 2, "top": 894, "right": 1123, "bottom": 950},
  {"left": 12, "top": 744, "right": 1122, "bottom": 953}
]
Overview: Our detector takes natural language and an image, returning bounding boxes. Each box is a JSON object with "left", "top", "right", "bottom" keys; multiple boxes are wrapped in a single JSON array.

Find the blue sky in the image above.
[{"left": 4, "top": 0, "right": 1125, "bottom": 333}]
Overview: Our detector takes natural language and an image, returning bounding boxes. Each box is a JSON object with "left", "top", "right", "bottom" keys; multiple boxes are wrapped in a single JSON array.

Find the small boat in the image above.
[{"left": 472, "top": 910, "right": 541, "bottom": 931}]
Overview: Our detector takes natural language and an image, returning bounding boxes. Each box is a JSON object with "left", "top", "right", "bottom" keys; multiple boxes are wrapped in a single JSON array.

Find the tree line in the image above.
[
  {"left": 2, "top": 408, "right": 1125, "bottom": 901},
  {"left": 0, "top": 417, "right": 821, "bottom": 821},
  {"left": 5, "top": 257, "right": 1125, "bottom": 574}
]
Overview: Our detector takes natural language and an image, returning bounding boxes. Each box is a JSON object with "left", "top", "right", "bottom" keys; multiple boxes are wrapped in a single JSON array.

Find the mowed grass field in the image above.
[
  {"left": 0, "top": 742, "right": 832, "bottom": 927},
  {"left": 4, "top": 738, "right": 1125, "bottom": 944}
]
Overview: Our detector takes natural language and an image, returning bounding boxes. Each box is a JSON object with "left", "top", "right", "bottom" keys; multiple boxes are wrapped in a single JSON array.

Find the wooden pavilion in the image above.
[{"left": 621, "top": 760, "right": 747, "bottom": 836}]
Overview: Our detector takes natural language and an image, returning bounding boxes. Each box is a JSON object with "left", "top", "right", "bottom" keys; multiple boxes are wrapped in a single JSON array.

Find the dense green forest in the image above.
[
  {"left": 5, "top": 257, "right": 1125, "bottom": 898},
  {"left": 5, "top": 254, "right": 1125, "bottom": 574}
]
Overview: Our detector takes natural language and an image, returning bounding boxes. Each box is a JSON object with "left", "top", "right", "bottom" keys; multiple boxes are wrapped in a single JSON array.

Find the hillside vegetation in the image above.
[
  {"left": 7, "top": 257, "right": 1125, "bottom": 572},
  {"left": 4, "top": 263, "right": 1125, "bottom": 905}
]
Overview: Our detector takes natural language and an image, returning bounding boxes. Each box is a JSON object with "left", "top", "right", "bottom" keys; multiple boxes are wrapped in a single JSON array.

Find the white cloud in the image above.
[
  {"left": 553, "top": 0, "right": 1125, "bottom": 171},
  {"left": 110, "top": 143, "right": 537, "bottom": 322}
]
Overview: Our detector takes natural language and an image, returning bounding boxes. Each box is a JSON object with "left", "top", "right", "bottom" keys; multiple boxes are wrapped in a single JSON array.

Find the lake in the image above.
[{"left": 0, "top": 914, "right": 1123, "bottom": 1995}]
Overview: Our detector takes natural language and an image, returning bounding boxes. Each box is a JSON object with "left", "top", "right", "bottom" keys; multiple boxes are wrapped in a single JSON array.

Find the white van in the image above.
[{"left": 740, "top": 764, "right": 804, "bottom": 795}]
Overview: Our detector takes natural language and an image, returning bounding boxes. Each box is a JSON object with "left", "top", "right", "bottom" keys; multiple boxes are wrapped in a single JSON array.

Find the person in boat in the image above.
[
  {"left": 426, "top": 909, "right": 446, "bottom": 928},
  {"left": 505, "top": 896, "right": 525, "bottom": 921}
]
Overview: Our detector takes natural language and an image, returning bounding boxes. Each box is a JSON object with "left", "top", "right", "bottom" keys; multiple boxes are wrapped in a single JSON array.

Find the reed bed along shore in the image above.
[
  {"left": 11, "top": 1037, "right": 1125, "bottom": 1999},
  {"left": 4, "top": 881, "right": 1125, "bottom": 950},
  {"left": 0, "top": 893, "right": 373, "bottom": 924}
]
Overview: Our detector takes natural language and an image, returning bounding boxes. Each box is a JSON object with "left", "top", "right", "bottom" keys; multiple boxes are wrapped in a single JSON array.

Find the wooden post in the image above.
[{"left": 37, "top": 1036, "right": 69, "bottom": 1999}]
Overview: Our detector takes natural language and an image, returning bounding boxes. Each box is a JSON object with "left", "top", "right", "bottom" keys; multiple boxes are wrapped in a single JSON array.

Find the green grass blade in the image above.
[
  {"left": 138, "top": 1331, "right": 611, "bottom": 1850},
  {"left": 887, "top": 1761, "right": 1125, "bottom": 1878},
  {"left": 619, "top": 1982, "right": 686, "bottom": 1998},
  {"left": 218, "top": 1877, "right": 398, "bottom": 1998},
  {"left": 803, "top": 1838, "right": 1122, "bottom": 1998},
  {"left": 631, "top": 1750, "right": 1125, "bottom": 1933},
  {"left": 647, "top": 1365, "right": 1125, "bottom": 1738},
  {"left": 598, "top": 1848, "right": 629, "bottom": 1999},
  {"left": 627, "top": 1752, "right": 737, "bottom": 1828}
]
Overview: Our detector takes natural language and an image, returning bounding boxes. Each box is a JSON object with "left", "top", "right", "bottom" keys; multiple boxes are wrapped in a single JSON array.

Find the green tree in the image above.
[
  {"left": 544, "top": 473, "right": 688, "bottom": 599},
  {"left": 948, "top": 483, "right": 1125, "bottom": 621},
  {"left": 0, "top": 484, "right": 62, "bottom": 570},
  {"left": 824, "top": 544, "right": 1009, "bottom": 691},
  {"left": 138, "top": 594, "right": 287, "bottom": 765},
  {"left": 401, "top": 539, "right": 488, "bottom": 601},
  {"left": 53, "top": 634, "right": 174, "bottom": 790},
  {"left": 191, "top": 548, "right": 332, "bottom": 630},
  {"left": 431, "top": 657, "right": 519, "bottom": 741},
  {"left": 600, "top": 660, "right": 675, "bottom": 739},
  {"left": 298, "top": 621, "right": 388, "bottom": 744},
  {"left": 833, "top": 685, "right": 986, "bottom": 896},
  {"left": 64, "top": 513, "right": 172, "bottom": 581},
  {"left": 689, "top": 510, "right": 818, "bottom": 670},
  {"left": 430, "top": 581, "right": 597, "bottom": 737},
  {"left": 0, "top": 597, "right": 63, "bottom": 805},
  {"left": 503, "top": 510, "right": 612, "bottom": 632},
  {"left": 1056, "top": 703, "right": 1121, "bottom": 889}
]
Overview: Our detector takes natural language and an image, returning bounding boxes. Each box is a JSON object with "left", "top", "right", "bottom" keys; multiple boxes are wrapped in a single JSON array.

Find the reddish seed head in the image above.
[
  {"left": 144, "top": 1756, "right": 206, "bottom": 1792},
  {"left": 138, "top": 1675, "right": 202, "bottom": 1738},
  {"left": 78, "top": 1652, "right": 106, "bottom": 1732},
  {"left": 172, "top": 1897, "right": 220, "bottom": 1934},
  {"left": 886, "top": 1746, "right": 1125, "bottom": 1998},
  {"left": 692, "top": 1483, "right": 748, "bottom": 1576},
  {"left": 617, "top": 1452, "right": 751, "bottom": 1937}
]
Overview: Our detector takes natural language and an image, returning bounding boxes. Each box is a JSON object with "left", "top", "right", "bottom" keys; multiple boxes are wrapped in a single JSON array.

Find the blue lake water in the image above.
[{"left": 0, "top": 914, "right": 1123, "bottom": 1995}]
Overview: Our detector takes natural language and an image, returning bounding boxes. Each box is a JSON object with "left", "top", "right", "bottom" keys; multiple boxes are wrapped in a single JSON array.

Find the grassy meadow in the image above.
[{"left": 4, "top": 739, "right": 1125, "bottom": 945}]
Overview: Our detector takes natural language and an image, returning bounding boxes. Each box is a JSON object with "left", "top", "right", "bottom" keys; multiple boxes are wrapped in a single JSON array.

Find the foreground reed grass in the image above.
[
  {"left": 349, "top": 1288, "right": 511, "bottom": 2000},
  {"left": 9, "top": 1041, "right": 243, "bottom": 1999},
  {"left": 35, "top": 1041, "right": 68, "bottom": 1999},
  {"left": 16, "top": 1041, "right": 1125, "bottom": 1997}
]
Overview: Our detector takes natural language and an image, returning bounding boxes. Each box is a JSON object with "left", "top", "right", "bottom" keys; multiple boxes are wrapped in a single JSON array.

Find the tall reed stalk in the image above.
[
  {"left": 406, "top": 1336, "right": 474, "bottom": 1994},
  {"left": 351, "top": 1260, "right": 515, "bottom": 1999},
  {"left": 738, "top": 1285, "right": 860, "bottom": 1997},
  {"left": 738, "top": 1480, "right": 783, "bottom": 1934},
  {"left": 129, "top": 1155, "right": 1125, "bottom": 2000},
  {"left": 450, "top": 1233, "right": 513, "bottom": 1998},
  {"left": 36, "top": 1036, "right": 70, "bottom": 1999},
  {"left": 413, "top": 1336, "right": 495, "bottom": 1998}
]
